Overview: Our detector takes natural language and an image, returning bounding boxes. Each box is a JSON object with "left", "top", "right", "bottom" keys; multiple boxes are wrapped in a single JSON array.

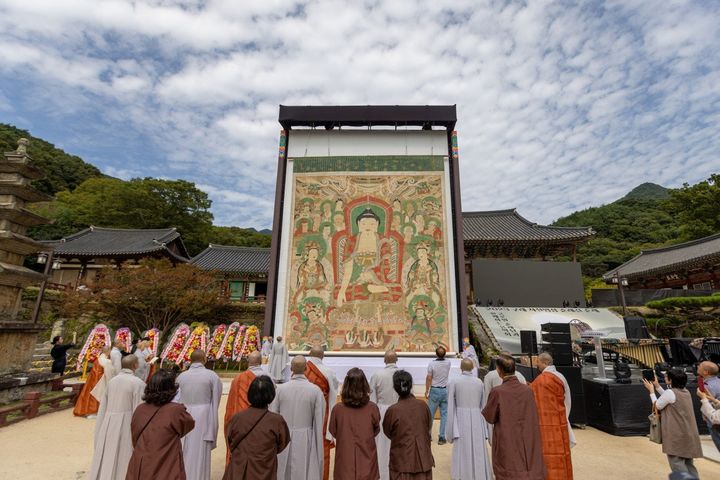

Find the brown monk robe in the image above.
[
  {"left": 224, "top": 376, "right": 291, "bottom": 480},
  {"left": 126, "top": 400, "right": 195, "bottom": 479},
  {"left": 305, "top": 347, "right": 338, "bottom": 480},
  {"left": 224, "top": 352, "right": 265, "bottom": 464},
  {"left": 530, "top": 356, "right": 573, "bottom": 480},
  {"left": 73, "top": 359, "right": 103, "bottom": 417},
  {"left": 382, "top": 370, "right": 434, "bottom": 480},
  {"left": 483, "top": 354, "right": 545, "bottom": 480}
]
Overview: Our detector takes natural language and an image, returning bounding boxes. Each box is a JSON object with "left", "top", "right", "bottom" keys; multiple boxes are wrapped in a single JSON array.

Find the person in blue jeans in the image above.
[
  {"left": 697, "top": 361, "right": 720, "bottom": 452},
  {"left": 425, "top": 346, "right": 451, "bottom": 445}
]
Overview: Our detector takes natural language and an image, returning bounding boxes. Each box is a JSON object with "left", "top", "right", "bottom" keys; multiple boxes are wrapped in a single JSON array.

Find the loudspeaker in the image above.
[
  {"left": 542, "top": 331, "right": 571, "bottom": 343},
  {"left": 520, "top": 330, "right": 538, "bottom": 355},
  {"left": 541, "top": 323, "right": 571, "bottom": 334},
  {"left": 624, "top": 316, "right": 650, "bottom": 339},
  {"left": 540, "top": 323, "right": 573, "bottom": 366},
  {"left": 555, "top": 365, "right": 586, "bottom": 425}
]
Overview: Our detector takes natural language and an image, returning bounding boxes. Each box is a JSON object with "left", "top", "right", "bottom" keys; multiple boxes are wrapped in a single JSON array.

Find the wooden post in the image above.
[{"left": 24, "top": 392, "right": 41, "bottom": 419}]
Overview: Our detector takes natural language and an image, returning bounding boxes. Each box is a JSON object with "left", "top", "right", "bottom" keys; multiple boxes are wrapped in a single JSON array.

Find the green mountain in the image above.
[
  {"left": 618, "top": 182, "right": 670, "bottom": 202},
  {"left": 553, "top": 183, "right": 680, "bottom": 277},
  {"left": 0, "top": 123, "right": 103, "bottom": 195}
]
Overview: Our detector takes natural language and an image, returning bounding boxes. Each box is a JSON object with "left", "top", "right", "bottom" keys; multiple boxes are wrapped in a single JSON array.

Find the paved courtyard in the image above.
[{"left": 1, "top": 381, "right": 719, "bottom": 479}]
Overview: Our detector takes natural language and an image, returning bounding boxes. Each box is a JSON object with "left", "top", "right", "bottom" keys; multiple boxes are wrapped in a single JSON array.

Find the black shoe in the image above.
[{"left": 438, "top": 438, "right": 446, "bottom": 445}]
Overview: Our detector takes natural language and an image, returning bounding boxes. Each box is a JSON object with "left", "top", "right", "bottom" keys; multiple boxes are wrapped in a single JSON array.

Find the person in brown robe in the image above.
[
  {"left": 224, "top": 375, "right": 291, "bottom": 480},
  {"left": 329, "top": 367, "right": 380, "bottom": 480},
  {"left": 126, "top": 369, "right": 195, "bottom": 480},
  {"left": 482, "top": 354, "right": 545, "bottom": 480},
  {"left": 224, "top": 351, "right": 265, "bottom": 464},
  {"left": 382, "top": 369, "right": 434, "bottom": 480},
  {"left": 73, "top": 357, "right": 104, "bottom": 417}
]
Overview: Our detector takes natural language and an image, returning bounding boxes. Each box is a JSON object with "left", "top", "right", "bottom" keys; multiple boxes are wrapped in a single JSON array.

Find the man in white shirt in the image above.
[{"left": 425, "top": 346, "right": 451, "bottom": 444}]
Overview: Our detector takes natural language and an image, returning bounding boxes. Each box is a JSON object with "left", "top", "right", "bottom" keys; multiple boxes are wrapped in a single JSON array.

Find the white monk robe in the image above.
[
  {"left": 483, "top": 369, "right": 526, "bottom": 444},
  {"left": 88, "top": 368, "right": 144, "bottom": 480},
  {"left": 110, "top": 347, "right": 123, "bottom": 376},
  {"left": 90, "top": 353, "right": 115, "bottom": 403},
  {"left": 307, "top": 356, "right": 339, "bottom": 440},
  {"left": 544, "top": 364, "right": 576, "bottom": 447},
  {"left": 176, "top": 363, "right": 223, "bottom": 480},
  {"left": 369, "top": 362, "right": 399, "bottom": 480},
  {"left": 445, "top": 371, "right": 492, "bottom": 480},
  {"left": 268, "top": 340, "right": 289, "bottom": 383},
  {"left": 133, "top": 347, "right": 151, "bottom": 381},
  {"left": 270, "top": 373, "right": 325, "bottom": 480}
]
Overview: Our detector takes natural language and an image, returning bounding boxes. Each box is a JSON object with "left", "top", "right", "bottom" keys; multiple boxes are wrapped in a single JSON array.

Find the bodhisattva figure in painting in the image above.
[
  {"left": 294, "top": 243, "right": 327, "bottom": 303},
  {"left": 406, "top": 243, "right": 442, "bottom": 308},
  {"left": 335, "top": 208, "right": 401, "bottom": 308}
]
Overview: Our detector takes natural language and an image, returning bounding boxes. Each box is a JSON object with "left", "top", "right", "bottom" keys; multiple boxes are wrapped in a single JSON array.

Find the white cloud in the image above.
[{"left": 0, "top": 0, "right": 718, "bottom": 230}]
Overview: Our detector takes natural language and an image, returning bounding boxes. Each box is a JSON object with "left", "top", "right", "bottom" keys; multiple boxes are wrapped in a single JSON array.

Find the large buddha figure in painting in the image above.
[
  {"left": 334, "top": 204, "right": 403, "bottom": 308},
  {"left": 284, "top": 170, "right": 452, "bottom": 353}
]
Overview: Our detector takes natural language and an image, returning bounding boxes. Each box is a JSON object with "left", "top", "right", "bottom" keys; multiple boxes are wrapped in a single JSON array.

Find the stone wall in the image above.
[{"left": 0, "top": 330, "right": 39, "bottom": 374}]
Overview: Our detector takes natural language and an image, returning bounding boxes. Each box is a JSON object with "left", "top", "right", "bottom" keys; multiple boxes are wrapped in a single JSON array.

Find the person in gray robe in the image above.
[
  {"left": 369, "top": 350, "right": 400, "bottom": 480},
  {"left": 176, "top": 349, "right": 223, "bottom": 480},
  {"left": 483, "top": 352, "right": 526, "bottom": 444},
  {"left": 133, "top": 339, "right": 153, "bottom": 382},
  {"left": 268, "top": 336, "right": 289, "bottom": 383},
  {"left": 270, "top": 355, "right": 325, "bottom": 480},
  {"left": 446, "top": 359, "right": 492, "bottom": 480},
  {"left": 88, "top": 354, "right": 145, "bottom": 480}
]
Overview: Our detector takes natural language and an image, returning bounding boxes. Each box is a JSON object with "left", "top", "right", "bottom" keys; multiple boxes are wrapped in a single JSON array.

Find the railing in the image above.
[{"left": 0, "top": 379, "right": 82, "bottom": 428}]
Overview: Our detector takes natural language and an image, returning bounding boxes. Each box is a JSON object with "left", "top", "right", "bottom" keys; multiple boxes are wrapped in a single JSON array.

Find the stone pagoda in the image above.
[{"left": 0, "top": 138, "right": 52, "bottom": 374}]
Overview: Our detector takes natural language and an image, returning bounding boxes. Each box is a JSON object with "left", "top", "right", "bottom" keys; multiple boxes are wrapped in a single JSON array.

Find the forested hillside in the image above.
[{"left": 1, "top": 123, "right": 270, "bottom": 256}]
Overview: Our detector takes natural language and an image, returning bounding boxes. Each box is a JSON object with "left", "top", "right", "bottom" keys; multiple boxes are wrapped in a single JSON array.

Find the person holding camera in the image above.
[{"left": 643, "top": 368, "right": 702, "bottom": 478}]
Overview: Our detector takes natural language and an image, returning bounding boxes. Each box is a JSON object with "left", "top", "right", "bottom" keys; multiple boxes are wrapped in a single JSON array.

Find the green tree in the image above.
[
  {"left": 29, "top": 177, "right": 214, "bottom": 255},
  {"left": 206, "top": 226, "right": 271, "bottom": 248},
  {"left": 667, "top": 173, "right": 720, "bottom": 240}
]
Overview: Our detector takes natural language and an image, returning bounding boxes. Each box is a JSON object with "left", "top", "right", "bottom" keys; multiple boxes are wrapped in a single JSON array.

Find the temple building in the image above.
[
  {"left": 603, "top": 233, "right": 720, "bottom": 291},
  {"left": 190, "top": 245, "right": 269, "bottom": 302},
  {"left": 45, "top": 227, "right": 189, "bottom": 289}
]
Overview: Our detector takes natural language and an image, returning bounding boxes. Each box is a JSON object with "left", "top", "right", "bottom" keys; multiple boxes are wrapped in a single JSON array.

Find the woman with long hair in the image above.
[
  {"left": 643, "top": 368, "right": 703, "bottom": 478},
  {"left": 382, "top": 370, "right": 434, "bottom": 480},
  {"left": 329, "top": 367, "right": 381, "bottom": 480},
  {"left": 126, "top": 369, "right": 195, "bottom": 480}
]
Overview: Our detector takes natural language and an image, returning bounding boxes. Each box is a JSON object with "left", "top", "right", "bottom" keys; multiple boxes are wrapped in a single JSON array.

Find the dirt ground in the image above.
[{"left": 2, "top": 389, "right": 720, "bottom": 480}]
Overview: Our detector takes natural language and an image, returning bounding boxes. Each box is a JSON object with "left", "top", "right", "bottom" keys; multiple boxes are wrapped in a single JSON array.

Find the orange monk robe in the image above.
[
  {"left": 73, "top": 361, "right": 104, "bottom": 417},
  {"left": 305, "top": 360, "right": 335, "bottom": 480},
  {"left": 530, "top": 372, "right": 573, "bottom": 480},
  {"left": 223, "top": 368, "right": 258, "bottom": 464}
]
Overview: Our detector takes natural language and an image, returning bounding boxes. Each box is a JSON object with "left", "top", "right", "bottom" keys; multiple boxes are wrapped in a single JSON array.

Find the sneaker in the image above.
[{"left": 438, "top": 438, "right": 446, "bottom": 445}]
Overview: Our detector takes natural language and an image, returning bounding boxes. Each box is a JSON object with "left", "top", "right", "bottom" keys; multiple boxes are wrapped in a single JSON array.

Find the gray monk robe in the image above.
[
  {"left": 270, "top": 374, "right": 325, "bottom": 480},
  {"left": 482, "top": 375, "right": 545, "bottom": 480},
  {"left": 369, "top": 363, "right": 399, "bottom": 480},
  {"left": 88, "top": 368, "right": 145, "bottom": 480},
  {"left": 176, "top": 363, "right": 223, "bottom": 480},
  {"left": 445, "top": 372, "right": 492, "bottom": 480},
  {"left": 268, "top": 341, "right": 289, "bottom": 382}
]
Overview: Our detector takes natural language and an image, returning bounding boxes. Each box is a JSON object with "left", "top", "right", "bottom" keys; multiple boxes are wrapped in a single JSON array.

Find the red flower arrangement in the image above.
[
  {"left": 76, "top": 324, "right": 111, "bottom": 371},
  {"left": 161, "top": 323, "right": 191, "bottom": 365},
  {"left": 142, "top": 328, "right": 161, "bottom": 357},
  {"left": 115, "top": 327, "right": 132, "bottom": 352},
  {"left": 232, "top": 325, "right": 248, "bottom": 361},
  {"left": 178, "top": 324, "right": 209, "bottom": 365},
  {"left": 207, "top": 324, "right": 227, "bottom": 360},
  {"left": 240, "top": 325, "right": 261, "bottom": 358},
  {"left": 219, "top": 322, "right": 240, "bottom": 362}
]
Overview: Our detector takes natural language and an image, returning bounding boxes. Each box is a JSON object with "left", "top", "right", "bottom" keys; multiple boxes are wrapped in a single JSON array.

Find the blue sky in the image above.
[{"left": 0, "top": 0, "right": 719, "bottom": 229}]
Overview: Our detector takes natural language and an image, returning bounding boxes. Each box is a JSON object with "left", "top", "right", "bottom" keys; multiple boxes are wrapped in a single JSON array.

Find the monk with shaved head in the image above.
[
  {"left": 176, "top": 350, "right": 223, "bottom": 480},
  {"left": 369, "top": 350, "right": 400, "bottom": 480},
  {"left": 271, "top": 354, "right": 326, "bottom": 479},
  {"left": 224, "top": 350, "right": 266, "bottom": 463},
  {"left": 305, "top": 346, "right": 339, "bottom": 480}
]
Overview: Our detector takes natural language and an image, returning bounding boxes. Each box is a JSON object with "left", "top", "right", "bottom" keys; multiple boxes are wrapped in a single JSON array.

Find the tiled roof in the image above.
[
  {"left": 191, "top": 245, "right": 270, "bottom": 274},
  {"left": 50, "top": 226, "right": 189, "bottom": 260},
  {"left": 462, "top": 209, "right": 594, "bottom": 243},
  {"left": 603, "top": 233, "right": 720, "bottom": 280}
]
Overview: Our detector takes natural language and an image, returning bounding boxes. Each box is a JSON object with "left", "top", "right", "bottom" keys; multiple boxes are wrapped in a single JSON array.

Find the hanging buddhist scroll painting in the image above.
[{"left": 273, "top": 129, "right": 460, "bottom": 354}]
